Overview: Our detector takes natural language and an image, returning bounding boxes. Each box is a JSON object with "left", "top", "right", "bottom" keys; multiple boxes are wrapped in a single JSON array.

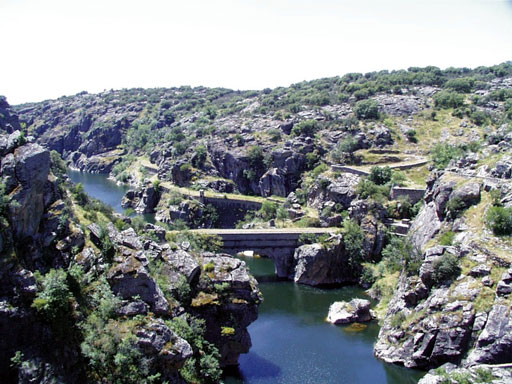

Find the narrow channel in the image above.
[{"left": 67, "top": 170, "right": 425, "bottom": 384}]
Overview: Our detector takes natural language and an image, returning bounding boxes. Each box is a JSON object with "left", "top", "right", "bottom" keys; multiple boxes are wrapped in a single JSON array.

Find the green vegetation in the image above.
[
  {"left": 432, "top": 254, "right": 461, "bottom": 286},
  {"left": 32, "top": 269, "right": 73, "bottom": 322},
  {"left": 381, "top": 236, "right": 422, "bottom": 275},
  {"left": 368, "top": 166, "right": 392, "bottom": 185},
  {"left": 439, "top": 231, "right": 456, "bottom": 246},
  {"left": 291, "top": 119, "right": 319, "bottom": 137},
  {"left": 433, "top": 91, "right": 465, "bottom": 109},
  {"left": 354, "top": 99, "right": 380, "bottom": 120},
  {"left": 169, "top": 316, "right": 222, "bottom": 384},
  {"left": 430, "top": 143, "right": 466, "bottom": 169},
  {"left": 486, "top": 206, "right": 512, "bottom": 236},
  {"left": 342, "top": 219, "right": 366, "bottom": 267}
]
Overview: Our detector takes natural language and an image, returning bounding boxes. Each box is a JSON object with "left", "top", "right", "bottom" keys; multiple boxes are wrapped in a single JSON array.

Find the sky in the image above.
[{"left": 1, "top": 0, "right": 511, "bottom": 104}]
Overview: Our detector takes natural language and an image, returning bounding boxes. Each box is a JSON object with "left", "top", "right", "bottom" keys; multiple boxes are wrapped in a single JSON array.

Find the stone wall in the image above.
[{"left": 390, "top": 187, "right": 426, "bottom": 204}]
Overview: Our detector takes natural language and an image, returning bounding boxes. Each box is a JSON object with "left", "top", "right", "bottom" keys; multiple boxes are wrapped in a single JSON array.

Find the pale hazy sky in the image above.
[{"left": 1, "top": 0, "right": 511, "bottom": 104}]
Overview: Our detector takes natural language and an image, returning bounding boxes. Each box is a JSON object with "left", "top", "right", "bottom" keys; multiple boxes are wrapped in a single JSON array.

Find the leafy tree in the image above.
[
  {"left": 486, "top": 206, "right": 512, "bottom": 236},
  {"left": 342, "top": 219, "right": 365, "bottom": 267},
  {"left": 291, "top": 119, "right": 319, "bottom": 137},
  {"left": 430, "top": 143, "right": 464, "bottom": 169},
  {"left": 368, "top": 166, "right": 392, "bottom": 185},
  {"left": 433, "top": 91, "right": 465, "bottom": 109},
  {"left": 354, "top": 99, "right": 380, "bottom": 120},
  {"left": 192, "top": 145, "right": 207, "bottom": 168},
  {"left": 32, "top": 269, "right": 72, "bottom": 321},
  {"left": 445, "top": 77, "right": 474, "bottom": 93},
  {"left": 432, "top": 254, "right": 460, "bottom": 285},
  {"left": 258, "top": 201, "right": 278, "bottom": 221},
  {"left": 382, "top": 236, "right": 422, "bottom": 275}
]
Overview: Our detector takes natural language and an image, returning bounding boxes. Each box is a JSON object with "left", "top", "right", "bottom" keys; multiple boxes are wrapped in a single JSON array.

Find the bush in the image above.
[
  {"left": 72, "top": 183, "right": 89, "bottom": 206},
  {"left": 369, "top": 166, "right": 392, "bottom": 185},
  {"left": 192, "top": 145, "right": 207, "bottom": 168},
  {"left": 486, "top": 206, "right": 512, "bottom": 236},
  {"left": 433, "top": 91, "right": 465, "bottom": 109},
  {"left": 291, "top": 119, "right": 319, "bottom": 137},
  {"left": 430, "top": 143, "right": 465, "bottom": 169},
  {"left": 432, "top": 254, "right": 460, "bottom": 285},
  {"left": 405, "top": 129, "right": 418, "bottom": 143},
  {"left": 469, "top": 110, "right": 489, "bottom": 126},
  {"left": 258, "top": 201, "right": 278, "bottom": 221},
  {"left": 32, "top": 269, "right": 72, "bottom": 321},
  {"left": 356, "top": 179, "right": 390, "bottom": 202},
  {"left": 354, "top": 99, "right": 380, "bottom": 120},
  {"left": 446, "top": 197, "right": 466, "bottom": 218},
  {"left": 342, "top": 219, "right": 365, "bottom": 267},
  {"left": 381, "top": 237, "right": 421, "bottom": 275},
  {"left": 445, "top": 77, "right": 474, "bottom": 93},
  {"left": 169, "top": 316, "right": 222, "bottom": 384}
]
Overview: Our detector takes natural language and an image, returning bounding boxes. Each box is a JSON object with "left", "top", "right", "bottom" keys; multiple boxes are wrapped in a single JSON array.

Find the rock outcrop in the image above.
[
  {"left": 327, "top": 299, "right": 374, "bottom": 324},
  {"left": 121, "top": 182, "right": 161, "bottom": 213},
  {"left": 374, "top": 171, "right": 512, "bottom": 371}
]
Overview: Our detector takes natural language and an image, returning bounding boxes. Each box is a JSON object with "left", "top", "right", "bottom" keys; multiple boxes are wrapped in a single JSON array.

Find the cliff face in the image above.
[
  {"left": 0, "top": 101, "right": 261, "bottom": 383},
  {"left": 375, "top": 171, "right": 512, "bottom": 369}
]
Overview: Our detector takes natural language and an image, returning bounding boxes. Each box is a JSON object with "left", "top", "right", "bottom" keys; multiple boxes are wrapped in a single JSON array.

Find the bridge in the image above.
[{"left": 190, "top": 228, "right": 336, "bottom": 277}]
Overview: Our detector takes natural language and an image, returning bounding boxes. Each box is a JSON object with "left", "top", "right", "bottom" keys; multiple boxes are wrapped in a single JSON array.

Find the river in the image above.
[{"left": 67, "top": 170, "right": 424, "bottom": 384}]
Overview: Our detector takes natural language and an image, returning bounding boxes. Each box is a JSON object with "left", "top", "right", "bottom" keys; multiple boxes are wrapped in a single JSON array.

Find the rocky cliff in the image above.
[
  {"left": 0, "top": 102, "right": 261, "bottom": 383},
  {"left": 374, "top": 171, "right": 512, "bottom": 371}
]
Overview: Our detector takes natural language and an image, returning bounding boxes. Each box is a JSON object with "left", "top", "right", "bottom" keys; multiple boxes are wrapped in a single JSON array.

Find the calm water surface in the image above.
[
  {"left": 224, "top": 256, "right": 424, "bottom": 384},
  {"left": 69, "top": 170, "right": 424, "bottom": 384}
]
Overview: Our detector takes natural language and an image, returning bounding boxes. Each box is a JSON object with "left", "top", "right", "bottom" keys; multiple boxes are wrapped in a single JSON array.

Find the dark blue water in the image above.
[
  {"left": 68, "top": 170, "right": 424, "bottom": 384},
  {"left": 224, "top": 256, "right": 424, "bottom": 384},
  {"left": 67, "top": 170, "right": 129, "bottom": 213}
]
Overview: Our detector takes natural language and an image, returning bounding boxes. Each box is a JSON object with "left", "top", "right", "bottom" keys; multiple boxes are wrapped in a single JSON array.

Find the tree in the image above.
[
  {"left": 291, "top": 119, "right": 319, "bottom": 137},
  {"left": 354, "top": 99, "right": 380, "bottom": 120},
  {"left": 369, "top": 166, "right": 392, "bottom": 185},
  {"left": 433, "top": 91, "right": 465, "bottom": 109}
]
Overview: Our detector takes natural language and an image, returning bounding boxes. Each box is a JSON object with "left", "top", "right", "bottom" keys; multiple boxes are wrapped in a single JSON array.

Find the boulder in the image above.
[
  {"left": 107, "top": 256, "right": 170, "bottom": 316},
  {"left": 468, "top": 302, "right": 512, "bottom": 364},
  {"left": 449, "top": 182, "right": 481, "bottom": 209},
  {"left": 135, "top": 319, "right": 193, "bottom": 374},
  {"left": 121, "top": 183, "right": 161, "bottom": 214},
  {"left": 292, "top": 240, "right": 358, "bottom": 286},
  {"left": 259, "top": 168, "right": 287, "bottom": 197},
  {"left": 8, "top": 143, "right": 51, "bottom": 239},
  {"left": 327, "top": 299, "right": 373, "bottom": 324}
]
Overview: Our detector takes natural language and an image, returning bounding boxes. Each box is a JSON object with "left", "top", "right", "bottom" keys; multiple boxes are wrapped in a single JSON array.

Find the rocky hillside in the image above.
[
  {"left": 0, "top": 109, "right": 261, "bottom": 382},
  {"left": 13, "top": 63, "right": 512, "bottom": 198},
  {"left": 3, "top": 61, "right": 512, "bottom": 382}
]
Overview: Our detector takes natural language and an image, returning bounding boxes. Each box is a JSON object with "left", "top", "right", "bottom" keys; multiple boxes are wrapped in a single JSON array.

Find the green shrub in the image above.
[
  {"left": 432, "top": 254, "right": 460, "bottom": 285},
  {"left": 342, "top": 219, "right": 365, "bottom": 267},
  {"left": 32, "top": 269, "right": 72, "bottom": 321},
  {"left": 258, "top": 201, "right": 278, "bottom": 221},
  {"left": 446, "top": 197, "right": 466, "bottom": 218},
  {"left": 405, "top": 129, "right": 417, "bottom": 143},
  {"left": 433, "top": 90, "right": 465, "bottom": 109},
  {"left": 430, "top": 143, "right": 465, "bottom": 169},
  {"left": 311, "top": 163, "right": 329, "bottom": 178},
  {"left": 356, "top": 179, "right": 390, "bottom": 201},
  {"left": 381, "top": 236, "right": 421, "bottom": 274},
  {"left": 291, "top": 119, "right": 319, "bottom": 137},
  {"left": 72, "top": 183, "right": 89, "bottom": 206},
  {"left": 354, "top": 99, "right": 380, "bottom": 120},
  {"left": 192, "top": 145, "right": 207, "bottom": 168},
  {"left": 469, "top": 110, "right": 489, "bottom": 126},
  {"left": 439, "top": 231, "right": 455, "bottom": 246},
  {"left": 445, "top": 77, "right": 474, "bottom": 93},
  {"left": 369, "top": 166, "right": 392, "bottom": 185},
  {"left": 168, "top": 316, "right": 222, "bottom": 384},
  {"left": 295, "top": 217, "right": 321, "bottom": 228},
  {"left": 486, "top": 206, "right": 512, "bottom": 236}
]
